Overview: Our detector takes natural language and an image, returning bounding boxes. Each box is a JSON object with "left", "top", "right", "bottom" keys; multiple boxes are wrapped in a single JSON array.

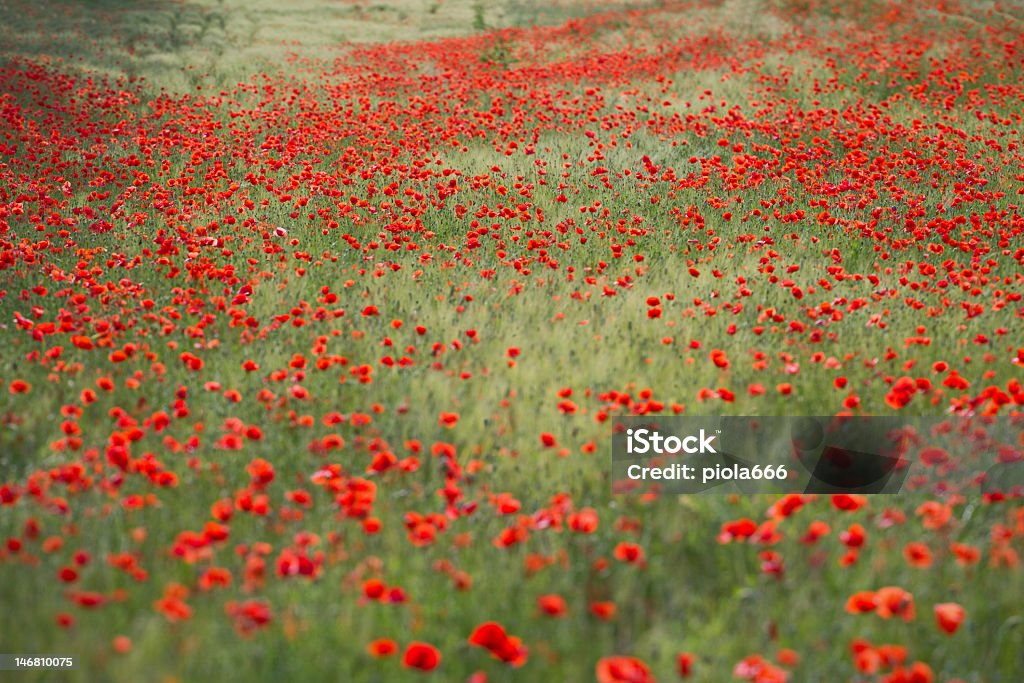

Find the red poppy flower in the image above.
[
  {"left": 710, "top": 349, "right": 729, "bottom": 368},
  {"left": 934, "top": 602, "right": 965, "bottom": 635},
  {"left": 367, "top": 638, "right": 399, "bottom": 657},
  {"left": 595, "top": 655, "right": 655, "bottom": 683},
  {"left": 403, "top": 642, "right": 441, "bottom": 671},
  {"left": 677, "top": 652, "right": 695, "bottom": 677},
  {"left": 225, "top": 599, "right": 272, "bottom": 636},
  {"left": 875, "top": 586, "right": 915, "bottom": 621},
  {"left": 537, "top": 594, "right": 567, "bottom": 617},
  {"left": 468, "top": 622, "right": 528, "bottom": 666},
  {"left": 8, "top": 379, "right": 31, "bottom": 394},
  {"left": 903, "top": 542, "right": 933, "bottom": 568},
  {"left": 845, "top": 591, "right": 878, "bottom": 614},
  {"left": 569, "top": 508, "right": 600, "bottom": 533},
  {"left": 613, "top": 542, "right": 645, "bottom": 565}
]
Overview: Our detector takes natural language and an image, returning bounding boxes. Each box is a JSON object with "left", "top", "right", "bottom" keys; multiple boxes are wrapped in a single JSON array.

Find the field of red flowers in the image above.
[{"left": 1, "top": 0, "right": 1023, "bottom": 680}]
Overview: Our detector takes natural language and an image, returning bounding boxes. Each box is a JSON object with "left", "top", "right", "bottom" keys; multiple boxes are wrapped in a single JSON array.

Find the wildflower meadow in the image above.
[{"left": 0, "top": 0, "right": 1022, "bottom": 680}]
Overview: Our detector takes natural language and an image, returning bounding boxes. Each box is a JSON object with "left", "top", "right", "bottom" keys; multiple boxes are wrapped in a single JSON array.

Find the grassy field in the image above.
[{"left": 1, "top": 0, "right": 1023, "bottom": 680}]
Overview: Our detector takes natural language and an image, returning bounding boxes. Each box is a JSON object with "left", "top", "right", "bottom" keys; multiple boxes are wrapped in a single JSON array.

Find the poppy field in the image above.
[{"left": 1, "top": 0, "right": 1023, "bottom": 680}]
